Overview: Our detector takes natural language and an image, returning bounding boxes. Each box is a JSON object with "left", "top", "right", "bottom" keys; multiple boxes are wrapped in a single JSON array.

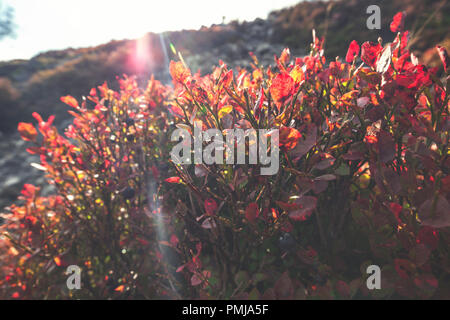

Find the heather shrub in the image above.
[{"left": 0, "top": 12, "right": 449, "bottom": 299}]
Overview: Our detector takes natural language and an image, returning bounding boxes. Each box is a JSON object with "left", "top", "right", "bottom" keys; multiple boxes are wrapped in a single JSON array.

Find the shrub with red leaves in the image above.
[{"left": 0, "top": 12, "right": 449, "bottom": 300}]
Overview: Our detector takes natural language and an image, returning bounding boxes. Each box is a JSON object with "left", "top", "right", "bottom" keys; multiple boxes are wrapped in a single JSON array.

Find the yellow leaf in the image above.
[
  {"left": 290, "top": 65, "right": 304, "bottom": 84},
  {"left": 175, "top": 124, "right": 191, "bottom": 132},
  {"left": 358, "top": 173, "right": 371, "bottom": 189},
  {"left": 218, "top": 105, "right": 233, "bottom": 120},
  {"left": 8, "top": 247, "right": 19, "bottom": 256}
]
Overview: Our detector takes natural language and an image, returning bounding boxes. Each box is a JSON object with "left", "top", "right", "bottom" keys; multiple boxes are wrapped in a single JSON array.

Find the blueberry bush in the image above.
[{"left": 1, "top": 12, "right": 449, "bottom": 299}]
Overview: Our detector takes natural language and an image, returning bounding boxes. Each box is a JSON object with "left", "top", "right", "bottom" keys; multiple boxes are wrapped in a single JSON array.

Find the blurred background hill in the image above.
[{"left": 0, "top": 0, "right": 449, "bottom": 209}]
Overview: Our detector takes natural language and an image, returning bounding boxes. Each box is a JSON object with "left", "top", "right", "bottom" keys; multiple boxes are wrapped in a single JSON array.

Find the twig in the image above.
[{"left": 315, "top": 208, "right": 327, "bottom": 248}]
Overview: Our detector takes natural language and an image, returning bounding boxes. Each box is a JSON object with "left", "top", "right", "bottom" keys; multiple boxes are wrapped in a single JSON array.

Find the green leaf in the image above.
[
  {"left": 252, "top": 273, "right": 267, "bottom": 284},
  {"left": 335, "top": 163, "right": 350, "bottom": 176},
  {"left": 234, "top": 271, "right": 249, "bottom": 286},
  {"left": 248, "top": 287, "right": 260, "bottom": 300}
]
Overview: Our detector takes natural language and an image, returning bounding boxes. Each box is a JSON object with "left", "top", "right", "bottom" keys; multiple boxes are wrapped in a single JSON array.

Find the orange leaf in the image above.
[
  {"left": 60, "top": 95, "right": 79, "bottom": 108},
  {"left": 279, "top": 48, "right": 291, "bottom": 66},
  {"left": 114, "top": 285, "right": 125, "bottom": 292},
  {"left": 170, "top": 61, "right": 191, "bottom": 84},
  {"left": 279, "top": 126, "right": 302, "bottom": 151},
  {"left": 17, "top": 122, "right": 38, "bottom": 142},
  {"left": 270, "top": 73, "right": 295, "bottom": 110},
  {"left": 54, "top": 257, "right": 62, "bottom": 267}
]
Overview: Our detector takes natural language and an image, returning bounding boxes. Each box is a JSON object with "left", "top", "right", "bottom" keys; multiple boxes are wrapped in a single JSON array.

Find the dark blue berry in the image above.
[
  {"left": 121, "top": 187, "right": 135, "bottom": 200},
  {"left": 278, "top": 232, "right": 296, "bottom": 251}
]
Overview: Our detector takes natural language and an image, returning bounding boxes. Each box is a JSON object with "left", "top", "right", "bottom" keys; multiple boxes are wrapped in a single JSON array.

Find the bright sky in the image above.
[{"left": 0, "top": 0, "right": 301, "bottom": 61}]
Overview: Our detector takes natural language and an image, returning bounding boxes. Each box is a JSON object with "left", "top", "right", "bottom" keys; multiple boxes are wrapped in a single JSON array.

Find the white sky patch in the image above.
[{"left": 0, "top": 0, "right": 301, "bottom": 61}]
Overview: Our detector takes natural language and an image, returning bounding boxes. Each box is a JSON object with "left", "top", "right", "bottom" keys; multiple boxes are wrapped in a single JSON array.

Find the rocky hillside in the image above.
[{"left": 0, "top": 0, "right": 448, "bottom": 210}]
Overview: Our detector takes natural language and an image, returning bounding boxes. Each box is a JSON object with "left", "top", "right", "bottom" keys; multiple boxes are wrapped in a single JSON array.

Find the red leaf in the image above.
[
  {"left": 394, "top": 259, "right": 415, "bottom": 279},
  {"left": 389, "top": 202, "right": 403, "bottom": 224},
  {"left": 176, "top": 264, "right": 186, "bottom": 273},
  {"left": 204, "top": 198, "right": 218, "bottom": 216},
  {"left": 390, "top": 11, "right": 406, "bottom": 33},
  {"left": 32, "top": 112, "right": 43, "bottom": 124},
  {"left": 314, "top": 174, "right": 337, "bottom": 181},
  {"left": 343, "top": 144, "right": 364, "bottom": 160},
  {"left": 361, "top": 42, "right": 383, "bottom": 67},
  {"left": 412, "top": 244, "right": 431, "bottom": 267},
  {"left": 276, "top": 201, "right": 299, "bottom": 212},
  {"left": 191, "top": 274, "right": 202, "bottom": 286},
  {"left": 219, "top": 69, "right": 233, "bottom": 87},
  {"left": 436, "top": 46, "right": 450, "bottom": 72},
  {"left": 414, "top": 274, "right": 438, "bottom": 292},
  {"left": 416, "top": 227, "right": 439, "bottom": 250},
  {"left": 17, "top": 122, "right": 37, "bottom": 142},
  {"left": 335, "top": 280, "right": 350, "bottom": 298},
  {"left": 245, "top": 202, "right": 259, "bottom": 223},
  {"left": 262, "top": 288, "right": 276, "bottom": 299},
  {"left": 312, "top": 180, "right": 328, "bottom": 194},
  {"left": 21, "top": 184, "right": 38, "bottom": 198},
  {"left": 377, "top": 130, "right": 395, "bottom": 163},
  {"left": 270, "top": 73, "right": 295, "bottom": 110},
  {"left": 441, "top": 175, "right": 450, "bottom": 194},
  {"left": 170, "top": 234, "right": 179, "bottom": 246},
  {"left": 26, "top": 147, "right": 44, "bottom": 155},
  {"left": 274, "top": 272, "right": 294, "bottom": 299},
  {"left": 419, "top": 196, "right": 450, "bottom": 228},
  {"left": 289, "top": 196, "right": 317, "bottom": 221},
  {"left": 313, "top": 157, "right": 335, "bottom": 170},
  {"left": 60, "top": 95, "right": 79, "bottom": 108},
  {"left": 168, "top": 104, "right": 184, "bottom": 118},
  {"left": 290, "top": 124, "right": 317, "bottom": 159},
  {"left": 345, "top": 40, "right": 360, "bottom": 63},
  {"left": 151, "top": 165, "right": 160, "bottom": 179},
  {"left": 165, "top": 177, "right": 181, "bottom": 184}
]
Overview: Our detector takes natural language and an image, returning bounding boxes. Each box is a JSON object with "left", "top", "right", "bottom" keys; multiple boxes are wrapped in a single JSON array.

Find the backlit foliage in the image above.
[{"left": 1, "top": 12, "right": 449, "bottom": 299}]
